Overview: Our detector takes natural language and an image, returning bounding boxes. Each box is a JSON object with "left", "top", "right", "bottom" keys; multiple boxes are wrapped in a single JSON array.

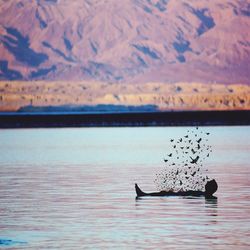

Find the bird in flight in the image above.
[
  {"left": 191, "top": 171, "right": 196, "bottom": 177},
  {"left": 190, "top": 156, "right": 199, "bottom": 164}
]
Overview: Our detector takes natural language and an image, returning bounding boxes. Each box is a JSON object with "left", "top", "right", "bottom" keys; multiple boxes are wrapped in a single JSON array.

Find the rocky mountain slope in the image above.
[{"left": 0, "top": 0, "right": 250, "bottom": 83}]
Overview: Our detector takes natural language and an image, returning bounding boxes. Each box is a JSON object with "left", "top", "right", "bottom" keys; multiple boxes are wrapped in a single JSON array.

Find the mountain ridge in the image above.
[{"left": 0, "top": 0, "right": 249, "bottom": 83}]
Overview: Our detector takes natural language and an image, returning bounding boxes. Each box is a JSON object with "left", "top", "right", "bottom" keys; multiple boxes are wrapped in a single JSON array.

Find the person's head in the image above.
[{"left": 205, "top": 179, "right": 218, "bottom": 197}]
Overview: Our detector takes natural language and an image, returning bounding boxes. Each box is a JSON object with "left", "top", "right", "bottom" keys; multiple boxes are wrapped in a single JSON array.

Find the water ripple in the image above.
[{"left": 0, "top": 127, "right": 250, "bottom": 249}]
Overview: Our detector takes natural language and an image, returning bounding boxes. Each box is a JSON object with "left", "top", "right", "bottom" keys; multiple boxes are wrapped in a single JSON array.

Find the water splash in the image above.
[{"left": 155, "top": 127, "right": 212, "bottom": 192}]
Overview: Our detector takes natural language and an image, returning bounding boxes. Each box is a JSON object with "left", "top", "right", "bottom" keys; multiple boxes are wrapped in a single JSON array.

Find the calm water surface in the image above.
[{"left": 0, "top": 127, "right": 249, "bottom": 249}]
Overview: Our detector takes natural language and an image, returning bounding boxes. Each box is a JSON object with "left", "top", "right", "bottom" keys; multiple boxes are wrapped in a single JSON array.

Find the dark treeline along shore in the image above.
[{"left": 0, "top": 110, "right": 250, "bottom": 128}]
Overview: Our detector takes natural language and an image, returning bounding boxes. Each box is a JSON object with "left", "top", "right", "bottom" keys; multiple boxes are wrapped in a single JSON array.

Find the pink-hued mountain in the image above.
[{"left": 0, "top": 0, "right": 249, "bottom": 84}]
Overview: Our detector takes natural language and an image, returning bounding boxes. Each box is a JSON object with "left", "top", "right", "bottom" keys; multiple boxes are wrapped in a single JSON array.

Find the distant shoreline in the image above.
[
  {"left": 0, "top": 110, "right": 249, "bottom": 128},
  {"left": 1, "top": 81, "right": 250, "bottom": 112}
]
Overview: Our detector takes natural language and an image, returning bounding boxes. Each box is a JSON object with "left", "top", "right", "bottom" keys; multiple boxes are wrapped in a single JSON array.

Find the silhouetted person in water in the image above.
[{"left": 135, "top": 179, "right": 218, "bottom": 199}]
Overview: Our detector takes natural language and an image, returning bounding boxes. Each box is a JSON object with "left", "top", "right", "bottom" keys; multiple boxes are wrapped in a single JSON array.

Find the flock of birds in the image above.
[{"left": 154, "top": 127, "right": 213, "bottom": 192}]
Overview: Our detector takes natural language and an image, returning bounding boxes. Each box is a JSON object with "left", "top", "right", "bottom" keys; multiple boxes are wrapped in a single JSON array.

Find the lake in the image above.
[{"left": 0, "top": 126, "right": 249, "bottom": 249}]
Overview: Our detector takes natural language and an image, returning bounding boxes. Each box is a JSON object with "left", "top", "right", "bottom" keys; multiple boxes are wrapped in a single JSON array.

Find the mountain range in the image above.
[{"left": 0, "top": 0, "right": 250, "bottom": 84}]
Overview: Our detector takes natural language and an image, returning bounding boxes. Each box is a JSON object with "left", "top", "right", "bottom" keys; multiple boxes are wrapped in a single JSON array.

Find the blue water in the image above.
[{"left": 0, "top": 127, "right": 249, "bottom": 249}]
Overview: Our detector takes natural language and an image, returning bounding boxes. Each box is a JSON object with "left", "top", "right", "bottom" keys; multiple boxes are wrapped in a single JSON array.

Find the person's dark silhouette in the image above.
[
  {"left": 135, "top": 179, "right": 218, "bottom": 199},
  {"left": 204, "top": 179, "right": 218, "bottom": 198}
]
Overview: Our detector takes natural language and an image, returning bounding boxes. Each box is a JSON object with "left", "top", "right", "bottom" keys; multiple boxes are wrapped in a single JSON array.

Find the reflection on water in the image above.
[{"left": 0, "top": 127, "right": 249, "bottom": 249}]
